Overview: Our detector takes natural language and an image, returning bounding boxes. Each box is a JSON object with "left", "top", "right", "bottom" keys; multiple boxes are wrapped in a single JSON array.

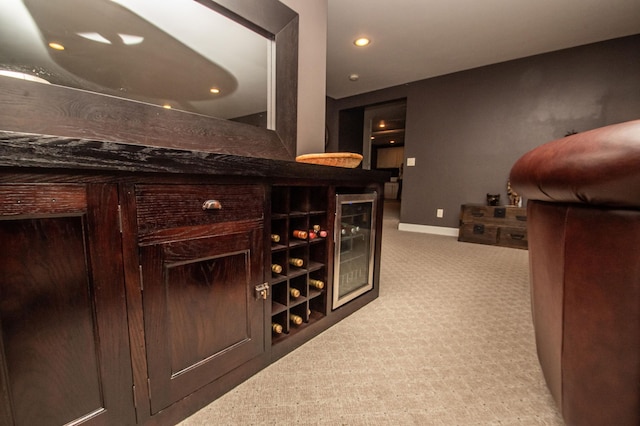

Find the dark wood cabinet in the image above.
[
  {"left": 0, "top": 184, "right": 136, "bottom": 426},
  {"left": 133, "top": 184, "right": 267, "bottom": 414},
  {"left": 0, "top": 136, "right": 387, "bottom": 425}
]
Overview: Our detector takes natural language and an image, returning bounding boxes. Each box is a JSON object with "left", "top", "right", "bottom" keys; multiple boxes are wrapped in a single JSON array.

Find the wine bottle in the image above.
[
  {"left": 288, "top": 257, "right": 304, "bottom": 267},
  {"left": 290, "top": 288, "right": 301, "bottom": 298},
  {"left": 272, "top": 323, "right": 283, "bottom": 334},
  {"left": 292, "top": 229, "right": 308, "bottom": 239},
  {"left": 341, "top": 222, "right": 359, "bottom": 234},
  {"left": 312, "top": 224, "right": 321, "bottom": 232},
  {"left": 308, "top": 278, "right": 325, "bottom": 289},
  {"left": 271, "top": 263, "right": 283, "bottom": 274},
  {"left": 318, "top": 230, "right": 328, "bottom": 238},
  {"left": 271, "top": 234, "right": 281, "bottom": 243},
  {"left": 290, "top": 314, "right": 303, "bottom": 325},
  {"left": 308, "top": 230, "right": 317, "bottom": 240}
]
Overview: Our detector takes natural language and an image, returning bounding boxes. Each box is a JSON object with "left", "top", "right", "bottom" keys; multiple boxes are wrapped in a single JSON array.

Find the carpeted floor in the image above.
[{"left": 179, "top": 201, "right": 564, "bottom": 425}]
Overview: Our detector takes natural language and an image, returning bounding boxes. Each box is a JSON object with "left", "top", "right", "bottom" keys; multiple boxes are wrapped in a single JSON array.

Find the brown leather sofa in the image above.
[{"left": 509, "top": 119, "right": 640, "bottom": 426}]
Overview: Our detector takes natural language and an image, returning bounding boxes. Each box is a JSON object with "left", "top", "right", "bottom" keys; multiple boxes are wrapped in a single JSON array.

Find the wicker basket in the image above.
[{"left": 295, "top": 152, "right": 363, "bottom": 168}]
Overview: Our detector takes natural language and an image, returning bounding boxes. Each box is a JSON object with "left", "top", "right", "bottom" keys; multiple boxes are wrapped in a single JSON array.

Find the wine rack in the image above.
[{"left": 270, "top": 186, "right": 329, "bottom": 344}]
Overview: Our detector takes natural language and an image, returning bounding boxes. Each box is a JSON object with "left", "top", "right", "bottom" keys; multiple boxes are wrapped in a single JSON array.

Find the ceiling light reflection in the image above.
[
  {"left": 119, "top": 34, "right": 144, "bottom": 45},
  {"left": 77, "top": 32, "right": 112, "bottom": 44},
  {"left": 48, "top": 42, "right": 65, "bottom": 51}
]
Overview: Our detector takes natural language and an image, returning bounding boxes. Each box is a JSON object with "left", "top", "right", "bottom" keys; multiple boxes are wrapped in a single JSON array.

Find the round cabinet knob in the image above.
[{"left": 202, "top": 199, "right": 222, "bottom": 210}]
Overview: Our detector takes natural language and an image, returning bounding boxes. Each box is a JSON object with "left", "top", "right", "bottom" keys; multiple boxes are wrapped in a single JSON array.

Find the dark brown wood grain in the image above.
[
  {"left": 0, "top": 184, "right": 135, "bottom": 426},
  {"left": 85, "top": 184, "right": 137, "bottom": 424},
  {"left": 275, "top": 15, "right": 299, "bottom": 158},
  {"left": 0, "top": 166, "right": 386, "bottom": 426},
  {"left": 118, "top": 184, "right": 152, "bottom": 423},
  {"left": 0, "top": 0, "right": 388, "bottom": 421},
  {"left": 0, "top": 131, "right": 390, "bottom": 184},
  {"left": 135, "top": 184, "right": 264, "bottom": 236},
  {"left": 0, "top": 79, "right": 291, "bottom": 161},
  {"left": 141, "top": 228, "right": 264, "bottom": 414},
  {"left": 0, "top": 216, "right": 102, "bottom": 425},
  {"left": 0, "top": 184, "right": 86, "bottom": 217}
]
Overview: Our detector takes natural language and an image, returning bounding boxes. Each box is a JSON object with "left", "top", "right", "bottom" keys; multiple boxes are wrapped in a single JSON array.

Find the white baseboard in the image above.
[{"left": 397, "top": 222, "right": 459, "bottom": 237}]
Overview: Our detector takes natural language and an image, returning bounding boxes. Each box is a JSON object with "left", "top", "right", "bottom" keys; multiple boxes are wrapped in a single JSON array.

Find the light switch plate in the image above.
[{"left": 406, "top": 157, "right": 416, "bottom": 166}]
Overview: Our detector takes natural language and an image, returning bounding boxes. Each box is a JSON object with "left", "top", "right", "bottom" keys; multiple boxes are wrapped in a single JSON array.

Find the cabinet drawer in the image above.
[
  {"left": 498, "top": 227, "right": 528, "bottom": 249},
  {"left": 461, "top": 205, "right": 526, "bottom": 225},
  {"left": 503, "top": 207, "right": 527, "bottom": 223},
  {"left": 136, "top": 184, "right": 264, "bottom": 234},
  {"left": 458, "top": 223, "right": 498, "bottom": 245},
  {"left": 461, "top": 205, "right": 495, "bottom": 222}
]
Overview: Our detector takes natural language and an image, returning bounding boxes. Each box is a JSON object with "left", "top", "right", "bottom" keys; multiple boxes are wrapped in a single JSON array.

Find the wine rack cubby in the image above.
[{"left": 270, "top": 185, "right": 329, "bottom": 344}]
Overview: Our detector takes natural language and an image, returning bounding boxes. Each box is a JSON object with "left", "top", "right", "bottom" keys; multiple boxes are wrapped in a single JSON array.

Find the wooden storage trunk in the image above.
[{"left": 458, "top": 204, "right": 527, "bottom": 249}]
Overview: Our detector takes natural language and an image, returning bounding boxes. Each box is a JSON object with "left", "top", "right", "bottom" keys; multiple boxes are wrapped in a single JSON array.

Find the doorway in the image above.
[
  {"left": 362, "top": 100, "right": 406, "bottom": 200},
  {"left": 335, "top": 99, "right": 407, "bottom": 201}
]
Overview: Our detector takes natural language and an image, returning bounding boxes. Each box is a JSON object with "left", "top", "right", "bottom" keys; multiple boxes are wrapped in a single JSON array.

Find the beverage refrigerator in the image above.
[{"left": 333, "top": 193, "right": 377, "bottom": 309}]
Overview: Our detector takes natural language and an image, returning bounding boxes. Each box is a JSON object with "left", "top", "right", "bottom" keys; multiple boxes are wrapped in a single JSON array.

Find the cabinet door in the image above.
[
  {"left": 0, "top": 184, "right": 135, "bottom": 426},
  {"left": 141, "top": 228, "right": 265, "bottom": 414}
]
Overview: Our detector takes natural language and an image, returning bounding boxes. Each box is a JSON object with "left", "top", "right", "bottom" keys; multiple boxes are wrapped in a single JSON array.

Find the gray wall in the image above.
[{"left": 327, "top": 35, "right": 640, "bottom": 229}]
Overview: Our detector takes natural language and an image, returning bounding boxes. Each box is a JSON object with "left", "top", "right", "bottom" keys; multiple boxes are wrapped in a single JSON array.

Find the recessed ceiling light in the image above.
[
  {"left": 390, "top": 140, "right": 396, "bottom": 144},
  {"left": 48, "top": 42, "right": 65, "bottom": 51},
  {"left": 379, "top": 121, "right": 386, "bottom": 128},
  {"left": 162, "top": 104, "right": 172, "bottom": 109},
  {"left": 354, "top": 37, "right": 370, "bottom": 47},
  {"left": 349, "top": 74, "right": 359, "bottom": 81},
  {"left": 210, "top": 87, "right": 220, "bottom": 94}
]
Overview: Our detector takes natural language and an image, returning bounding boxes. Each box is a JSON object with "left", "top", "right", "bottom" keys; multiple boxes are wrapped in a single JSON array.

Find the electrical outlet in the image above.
[{"left": 436, "top": 208, "right": 444, "bottom": 218}]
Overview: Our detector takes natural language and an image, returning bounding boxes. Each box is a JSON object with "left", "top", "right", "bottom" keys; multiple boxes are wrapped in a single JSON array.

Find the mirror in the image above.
[
  {"left": 0, "top": 0, "right": 298, "bottom": 161},
  {"left": 0, "top": 0, "right": 272, "bottom": 127}
]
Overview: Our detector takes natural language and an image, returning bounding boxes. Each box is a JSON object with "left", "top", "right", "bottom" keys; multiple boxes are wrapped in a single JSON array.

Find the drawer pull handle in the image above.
[{"left": 202, "top": 199, "right": 222, "bottom": 210}]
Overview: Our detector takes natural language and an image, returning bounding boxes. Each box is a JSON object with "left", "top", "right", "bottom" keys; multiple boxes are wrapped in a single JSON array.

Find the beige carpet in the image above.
[{"left": 179, "top": 201, "right": 564, "bottom": 425}]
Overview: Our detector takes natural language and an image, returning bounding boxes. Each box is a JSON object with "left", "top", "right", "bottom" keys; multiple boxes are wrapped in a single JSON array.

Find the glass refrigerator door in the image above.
[{"left": 333, "top": 193, "right": 377, "bottom": 309}]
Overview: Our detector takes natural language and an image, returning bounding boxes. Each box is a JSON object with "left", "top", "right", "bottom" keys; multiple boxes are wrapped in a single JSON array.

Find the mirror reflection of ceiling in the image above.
[{"left": 0, "top": 0, "right": 270, "bottom": 122}]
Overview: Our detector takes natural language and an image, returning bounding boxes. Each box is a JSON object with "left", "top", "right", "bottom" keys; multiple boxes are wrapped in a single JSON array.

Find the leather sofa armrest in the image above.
[{"left": 509, "top": 119, "right": 640, "bottom": 208}]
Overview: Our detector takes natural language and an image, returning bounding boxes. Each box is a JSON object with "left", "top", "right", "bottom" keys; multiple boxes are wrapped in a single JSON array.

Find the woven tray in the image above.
[{"left": 295, "top": 152, "right": 363, "bottom": 168}]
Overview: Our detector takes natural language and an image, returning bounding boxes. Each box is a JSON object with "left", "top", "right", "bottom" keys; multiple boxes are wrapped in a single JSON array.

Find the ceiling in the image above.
[{"left": 326, "top": 0, "right": 640, "bottom": 100}]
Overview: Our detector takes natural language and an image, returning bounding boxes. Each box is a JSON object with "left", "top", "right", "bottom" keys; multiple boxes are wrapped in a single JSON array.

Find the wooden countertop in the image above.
[{"left": 0, "top": 130, "right": 388, "bottom": 184}]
